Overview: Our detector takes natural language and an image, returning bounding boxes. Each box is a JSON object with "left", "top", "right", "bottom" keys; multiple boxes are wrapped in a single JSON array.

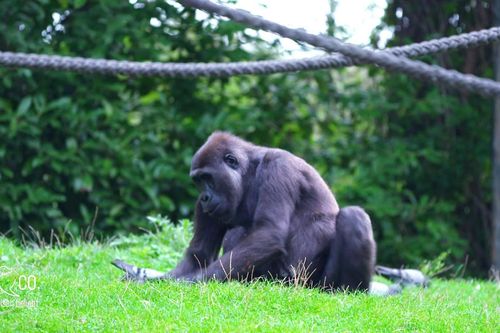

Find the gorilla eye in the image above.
[{"left": 224, "top": 154, "right": 238, "bottom": 168}]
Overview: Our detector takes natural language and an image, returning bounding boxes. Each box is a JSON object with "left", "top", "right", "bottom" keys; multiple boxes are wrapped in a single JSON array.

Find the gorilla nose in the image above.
[
  {"left": 200, "top": 192, "right": 211, "bottom": 204},
  {"left": 200, "top": 192, "right": 214, "bottom": 213}
]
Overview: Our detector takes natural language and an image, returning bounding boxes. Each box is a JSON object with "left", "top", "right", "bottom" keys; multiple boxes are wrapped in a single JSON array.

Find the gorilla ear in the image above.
[{"left": 224, "top": 154, "right": 239, "bottom": 169}]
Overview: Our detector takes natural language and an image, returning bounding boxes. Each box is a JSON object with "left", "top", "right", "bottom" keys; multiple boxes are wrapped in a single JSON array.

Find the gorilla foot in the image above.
[
  {"left": 375, "top": 265, "right": 430, "bottom": 288},
  {"left": 369, "top": 265, "right": 430, "bottom": 296},
  {"left": 111, "top": 259, "right": 168, "bottom": 283}
]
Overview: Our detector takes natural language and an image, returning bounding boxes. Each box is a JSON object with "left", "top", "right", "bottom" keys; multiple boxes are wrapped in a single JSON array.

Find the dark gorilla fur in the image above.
[{"left": 169, "top": 132, "right": 376, "bottom": 291}]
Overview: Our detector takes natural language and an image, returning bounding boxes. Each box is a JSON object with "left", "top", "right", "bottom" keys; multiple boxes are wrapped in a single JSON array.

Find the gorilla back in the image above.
[{"left": 169, "top": 132, "right": 376, "bottom": 291}]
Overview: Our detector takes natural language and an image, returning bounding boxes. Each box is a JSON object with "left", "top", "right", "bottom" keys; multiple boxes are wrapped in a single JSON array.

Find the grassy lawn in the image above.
[{"left": 0, "top": 220, "right": 498, "bottom": 332}]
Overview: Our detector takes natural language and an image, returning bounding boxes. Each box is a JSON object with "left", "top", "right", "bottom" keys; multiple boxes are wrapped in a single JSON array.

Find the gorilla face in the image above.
[{"left": 190, "top": 133, "right": 248, "bottom": 222}]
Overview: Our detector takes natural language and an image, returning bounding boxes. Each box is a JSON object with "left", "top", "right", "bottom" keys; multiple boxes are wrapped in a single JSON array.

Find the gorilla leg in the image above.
[
  {"left": 322, "top": 206, "right": 376, "bottom": 291},
  {"left": 222, "top": 226, "right": 287, "bottom": 280},
  {"left": 222, "top": 226, "right": 248, "bottom": 254}
]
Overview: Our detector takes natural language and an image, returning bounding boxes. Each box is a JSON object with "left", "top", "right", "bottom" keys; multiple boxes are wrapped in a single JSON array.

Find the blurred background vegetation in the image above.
[{"left": 0, "top": 0, "right": 496, "bottom": 275}]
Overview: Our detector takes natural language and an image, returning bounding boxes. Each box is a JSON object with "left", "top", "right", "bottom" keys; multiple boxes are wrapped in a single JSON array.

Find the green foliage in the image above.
[
  {"left": 0, "top": 0, "right": 304, "bottom": 236},
  {"left": 359, "top": 0, "right": 494, "bottom": 273},
  {"left": 419, "top": 251, "right": 452, "bottom": 277},
  {"left": 0, "top": 0, "right": 342, "bottom": 240}
]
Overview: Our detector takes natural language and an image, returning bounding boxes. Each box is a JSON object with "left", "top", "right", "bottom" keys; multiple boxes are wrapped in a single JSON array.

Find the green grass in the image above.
[{"left": 0, "top": 220, "right": 498, "bottom": 332}]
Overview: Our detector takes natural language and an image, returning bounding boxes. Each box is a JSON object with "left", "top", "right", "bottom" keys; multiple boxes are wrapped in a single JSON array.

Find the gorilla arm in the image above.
[
  {"left": 168, "top": 201, "right": 227, "bottom": 279},
  {"left": 111, "top": 201, "right": 226, "bottom": 283},
  {"left": 194, "top": 197, "right": 290, "bottom": 282}
]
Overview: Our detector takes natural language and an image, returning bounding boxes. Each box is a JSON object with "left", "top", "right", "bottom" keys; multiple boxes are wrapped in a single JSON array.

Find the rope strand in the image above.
[
  {"left": 1, "top": 27, "right": 500, "bottom": 78},
  {"left": 0, "top": 0, "right": 499, "bottom": 96}
]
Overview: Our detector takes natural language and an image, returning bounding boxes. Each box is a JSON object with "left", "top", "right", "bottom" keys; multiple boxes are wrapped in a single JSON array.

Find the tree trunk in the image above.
[{"left": 492, "top": 0, "right": 500, "bottom": 272}]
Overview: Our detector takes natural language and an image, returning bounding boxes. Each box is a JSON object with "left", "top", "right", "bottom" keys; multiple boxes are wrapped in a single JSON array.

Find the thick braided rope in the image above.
[
  {"left": 178, "top": 0, "right": 500, "bottom": 96},
  {"left": 0, "top": 3, "right": 499, "bottom": 96},
  {"left": 1, "top": 27, "right": 500, "bottom": 78}
]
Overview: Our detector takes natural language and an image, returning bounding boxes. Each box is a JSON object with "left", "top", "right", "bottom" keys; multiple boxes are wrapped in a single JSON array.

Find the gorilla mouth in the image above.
[{"left": 207, "top": 204, "right": 220, "bottom": 215}]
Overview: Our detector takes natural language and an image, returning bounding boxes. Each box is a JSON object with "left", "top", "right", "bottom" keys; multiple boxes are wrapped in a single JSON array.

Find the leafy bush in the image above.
[{"left": 0, "top": 1, "right": 330, "bottom": 237}]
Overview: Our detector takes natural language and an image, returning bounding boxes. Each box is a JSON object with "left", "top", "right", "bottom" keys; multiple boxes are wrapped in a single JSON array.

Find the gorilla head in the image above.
[{"left": 189, "top": 133, "right": 252, "bottom": 222}]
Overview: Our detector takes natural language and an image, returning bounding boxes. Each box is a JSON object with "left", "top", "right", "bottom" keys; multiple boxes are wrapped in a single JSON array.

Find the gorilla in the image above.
[
  {"left": 114, "top": 132, "right": 376, "bottom": 292},
  {"left": 171, "top": 132, "right": 375, "bottom": 291}
]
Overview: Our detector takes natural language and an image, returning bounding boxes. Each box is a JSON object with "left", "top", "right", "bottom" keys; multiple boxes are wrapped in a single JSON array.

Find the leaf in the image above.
[
  {"left": 16, "top": 97, "right": 32, "bottom": 115},
  {"left": 47, "top": 97, "right": 71, "bottom": 111},
  {"left": 139, "top": 91, "right": 160, "bottom": 105}
]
